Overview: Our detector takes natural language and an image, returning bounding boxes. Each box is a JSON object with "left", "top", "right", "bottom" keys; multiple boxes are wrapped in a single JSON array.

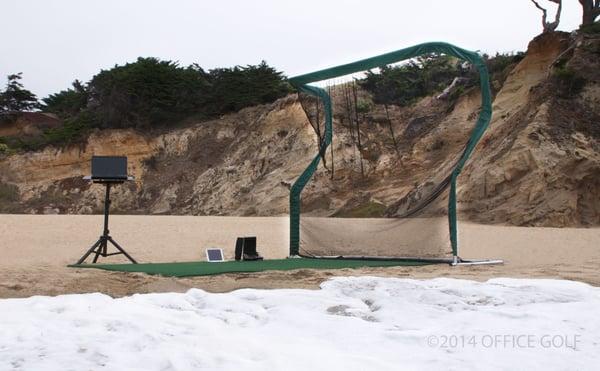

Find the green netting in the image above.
[
  {"left": 289, "top": 42, "right": 493, "bottom": 260},
  {"left": 69, "top": 258, "right": 433, "bottom": 277}
]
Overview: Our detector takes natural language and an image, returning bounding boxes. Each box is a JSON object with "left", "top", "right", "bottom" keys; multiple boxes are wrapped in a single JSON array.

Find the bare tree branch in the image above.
[
  {"left": 531, "top": 0, "right": 547, "bottom": 13},
  {"left": 531, "top": 0, "right": 562, "bottom": 32}
]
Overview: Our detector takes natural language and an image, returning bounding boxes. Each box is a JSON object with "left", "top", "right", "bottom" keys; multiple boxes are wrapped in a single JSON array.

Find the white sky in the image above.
[{"left": 0, "top": 0, "right": 581, "bottom": 98}]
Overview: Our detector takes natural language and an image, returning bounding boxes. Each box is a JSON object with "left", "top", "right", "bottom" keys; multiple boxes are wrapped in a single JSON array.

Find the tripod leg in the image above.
[
  {"left": 76, "top": 239, "right": 102, "bottom": 265},
  {"left": 108, "top": 237, "right": 138, "bottom": 264},
  {"left": 92, "top": 238, "right": 106, "bottom": 263}
]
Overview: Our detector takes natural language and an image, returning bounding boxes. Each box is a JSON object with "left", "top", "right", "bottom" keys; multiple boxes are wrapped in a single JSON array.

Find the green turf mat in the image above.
[{"left": 69, "top": 258, "right": 435, "bottom": 277}]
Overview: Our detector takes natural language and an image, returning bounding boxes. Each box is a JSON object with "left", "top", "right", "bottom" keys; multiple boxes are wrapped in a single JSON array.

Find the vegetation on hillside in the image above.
[
  {"left": 42, "top": 58, "right": 291, "bottom": 130},
  {"left": 0, "top": 59, "right": 291, "bottom": 151},
  {"left": 359, "top": 52, "right": 525, "bottom": 107},
  {"left": 579, "top": 20, "right": 600, "bottom": 34},
  {"left": 553, "top": 65, "right": 587, "bottom": 98},
  {"left": 360, "top": 54, "right": 461, "bottom": 107},
  {"left": 0, "top": 73, "right": 39, "bottom": 113},
  {"left": 0, "top": 52, "right": 527, "bottom": 153},
  {"left": 42, "top": 80, "right": 88, "bottom": 118}
]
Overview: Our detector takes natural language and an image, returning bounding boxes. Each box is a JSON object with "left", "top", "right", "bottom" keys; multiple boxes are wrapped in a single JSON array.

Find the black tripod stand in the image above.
[{"left": 76, "top": 182, "right": 137, "bottom": 264}]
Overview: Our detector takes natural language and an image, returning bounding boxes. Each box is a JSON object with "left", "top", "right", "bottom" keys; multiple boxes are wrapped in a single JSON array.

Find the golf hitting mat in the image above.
[{"left": 69, "top": 258, "right": 435, "bottom": 277}]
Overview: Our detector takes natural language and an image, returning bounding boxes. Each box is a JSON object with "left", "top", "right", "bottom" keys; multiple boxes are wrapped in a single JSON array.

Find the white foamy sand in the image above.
[{"left": 1, "top": 277, "right": 599, "bottom": 370}]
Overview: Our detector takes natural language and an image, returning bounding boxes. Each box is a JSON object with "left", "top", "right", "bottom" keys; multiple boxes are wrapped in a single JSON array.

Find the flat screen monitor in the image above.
[{"left": 91, "top": 156, "right": 128, "bottom": 180}]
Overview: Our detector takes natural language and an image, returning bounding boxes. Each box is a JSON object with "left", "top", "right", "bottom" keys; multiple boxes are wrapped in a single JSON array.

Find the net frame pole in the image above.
[
  {"left": 288, "top": 41, "right": 493, "bottom": 260},
  {"left": 289, "top": 85, "right": 332, "bottom": 256}
]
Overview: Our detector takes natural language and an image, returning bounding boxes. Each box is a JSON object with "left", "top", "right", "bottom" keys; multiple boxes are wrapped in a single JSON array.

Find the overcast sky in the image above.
[{"left": 0, "top": 0, "right": 582, "bottom": 98}]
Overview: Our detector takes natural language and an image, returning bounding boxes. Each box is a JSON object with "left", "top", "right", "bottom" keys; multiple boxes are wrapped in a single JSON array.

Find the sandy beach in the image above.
[{"left": 1, "top": 214, "right": 599, "bottom": 298}]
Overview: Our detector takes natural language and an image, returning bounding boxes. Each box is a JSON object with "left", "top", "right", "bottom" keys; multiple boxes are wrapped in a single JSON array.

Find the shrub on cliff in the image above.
[
  {"left": 359, "top": 52, "right": 524, "bottom": 106},
  {"left": 206, "top": 61, "right": 292, "bottom": 115},
  {"left": 42, "top": 58, "right": 291, "bottom": 130},
  {"left": 41, "top": 80, "right": 89, "bottom": 119},
  {"left": 360, "top": 54, "right": 461, "bottom": 106},
  {"left": 88, "top": 58, "right": 212, "bottom": 128},
  {"left": 0, "top": 73, "right": 39, "bottom": 113},
  {"left": 553, "top": 66, "right": 587, "bottom": 97}
]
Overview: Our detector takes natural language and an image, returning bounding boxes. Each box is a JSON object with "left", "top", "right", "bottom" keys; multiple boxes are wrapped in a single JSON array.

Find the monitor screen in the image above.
[{"left": 91, "top": 156, "right": 128, "bottom": 180}]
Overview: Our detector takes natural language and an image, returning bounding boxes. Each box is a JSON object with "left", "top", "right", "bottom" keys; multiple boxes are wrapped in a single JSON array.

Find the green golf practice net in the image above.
[{"left": 289, "top": 42, "right": 493, "bottom": 263}]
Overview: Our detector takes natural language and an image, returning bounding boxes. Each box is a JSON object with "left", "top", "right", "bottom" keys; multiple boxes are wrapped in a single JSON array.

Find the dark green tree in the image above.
[
  {"left": 88, "top": 57, "right": 213, "bottom": 128},
  {"left": 30, "top": 58, "right": 291, "bottom": 133},
  {"left": 360, "top": 53, "right": 524, "bottom": 106},
  {"left": 207, "top": 61, "right": 292, "bottom": 114},
  {"left": 42, "top": 79, "right": 89, "bottom": 118},
  {"left": 0, "top": 73, "right": 39, "bottom": 112},
  {"left": 360, "top": 54, "right": 459, "bottom": 106},
  {"left": 83, "top": 58, "right": 290, "bottom": 128}
]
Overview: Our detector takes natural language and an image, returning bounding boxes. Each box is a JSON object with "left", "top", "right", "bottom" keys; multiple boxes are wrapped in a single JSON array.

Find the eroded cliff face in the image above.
[
  {"left": 1, "top": 32, "right": 598, "bottom": 226},
  {"left": 0, "top": 96, "right": 315, "bottom": 215},
  {"left": 460, "top": 32, "right": 600, "bottom": 226}
]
